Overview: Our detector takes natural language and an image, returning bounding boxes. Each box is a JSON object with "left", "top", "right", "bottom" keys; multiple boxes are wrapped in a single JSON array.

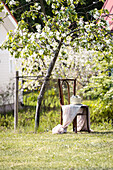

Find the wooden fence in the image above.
[{"left": 14, "top": 71, "right": 60, "bottom": 131}]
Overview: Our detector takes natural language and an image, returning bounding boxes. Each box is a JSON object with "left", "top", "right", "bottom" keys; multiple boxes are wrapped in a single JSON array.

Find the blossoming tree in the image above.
[{"left": 1, "top": 0, "right": 113, "bottom": 130}]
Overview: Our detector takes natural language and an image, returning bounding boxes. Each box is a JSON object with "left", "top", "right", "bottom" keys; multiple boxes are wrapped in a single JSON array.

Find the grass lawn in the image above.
[{"left": 0, "top": 127, "right": 113, "bottom": 170}]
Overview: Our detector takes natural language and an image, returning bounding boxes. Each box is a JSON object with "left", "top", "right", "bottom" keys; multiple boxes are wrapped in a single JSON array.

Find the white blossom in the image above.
[
  {"left": 62, "top": 33, "right": 66, "bottom": 37},
  {"left": 39, "top": 49, "right": 44, "bottom": 55},
  {"left": 35, "top": 3, "right": 39, "bottom": 6},
  {"left": 84, "top": 25, "right": 90, "bottom": 32},
  {"left": 33, "top": 52, "right": 37, "bottom": 58},
  {"left": 23, "top": 32, "right": 27, "bottom": 36},
  {"left": 30, "top": 35, "right": 35, "bottom": 41},
  {"left": 9, "top": 0, "right": 16, "bottom": 5},
  {"left": 41, "top": 32, "right": 45, "bottom": 37},
  {"left": 79, "top": 18, "right": 83, "bottom": 26},
  {"left": 45, "top": 26, "right": 50, "bottom": 32},
  {"left": 93, "top": 10, "right": 99, "bottom": 19},
  {"left": 106, "top": 40, "right": 110, "bottom": 45},
  {"left": 18, "top": 48, "right": 21, "bottom": 52},
  {"left": 37, "top": 6, "right": 41, "bottom": 10},
  {"left": 52, "top": 4, "right": 55, "bottom": 9},
  {"left": 46, "top": 45, "right": 50, "bottom": 50},
  {"left": 36, "top": 24, "right": 41, "bottom": 32},
  {"left": 56, "top": 31, "right": 60, "bottom": 39},
  {"left": 82, "top": 39, "right": 87, "bottom": 43},
  {"left": 49, "top": 32, "right": 53, "bottom": 36},
  {"left": 36, "top": 33, "right": 40, "bottom": 39}
]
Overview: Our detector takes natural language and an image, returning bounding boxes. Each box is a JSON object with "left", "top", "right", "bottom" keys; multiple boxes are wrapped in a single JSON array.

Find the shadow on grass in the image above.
[
  {"left": 65, "top": 130, "right": 113, "bottom": 135},
  {"left": 90, "top": 131, "right": 113, "bottom": 134}
]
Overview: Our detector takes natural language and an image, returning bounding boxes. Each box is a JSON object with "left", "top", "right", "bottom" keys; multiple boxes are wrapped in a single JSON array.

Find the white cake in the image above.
[{"left": 70, "top": 95, "right": 82, "bottom": 104}]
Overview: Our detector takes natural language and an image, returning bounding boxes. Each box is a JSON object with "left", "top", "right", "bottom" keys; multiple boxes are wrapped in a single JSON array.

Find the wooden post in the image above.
[
  {"left": 74, "top": 79, "right": 76, "bottom": 96},
  {"left": 14, "top": 71, "right": 19, "bottom": 131}
]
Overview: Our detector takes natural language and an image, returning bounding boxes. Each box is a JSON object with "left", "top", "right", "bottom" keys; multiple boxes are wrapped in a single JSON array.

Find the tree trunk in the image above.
[{"left": 35, "top": 38, "right": 63, "bottom": 132}]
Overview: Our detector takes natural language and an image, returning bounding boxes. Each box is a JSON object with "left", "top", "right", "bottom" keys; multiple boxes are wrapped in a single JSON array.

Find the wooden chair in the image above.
[{"left": 58, "top": 78, "right": 90, "bottom": 133}]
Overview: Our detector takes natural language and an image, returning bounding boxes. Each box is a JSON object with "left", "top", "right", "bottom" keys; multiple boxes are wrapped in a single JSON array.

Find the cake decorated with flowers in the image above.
[{"left": 70, "top": 95, "right": 82, "bottom": 104}]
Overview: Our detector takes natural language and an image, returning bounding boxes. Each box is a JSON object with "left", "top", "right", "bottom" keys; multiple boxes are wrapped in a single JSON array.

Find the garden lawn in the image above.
[{"left": 0, "top": 129, "right": 113, "bottom": 170}]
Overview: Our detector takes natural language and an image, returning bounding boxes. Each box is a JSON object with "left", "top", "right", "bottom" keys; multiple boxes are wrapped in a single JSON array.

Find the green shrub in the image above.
[
  {"left": 91, "top": 119, "right": 113, "bottom": 130},
  {"left": 83, "top": 99, "right": 113, "bottom": 124},
  {"left": 0, "top": 114, "right": 13, "bottom": 128}
]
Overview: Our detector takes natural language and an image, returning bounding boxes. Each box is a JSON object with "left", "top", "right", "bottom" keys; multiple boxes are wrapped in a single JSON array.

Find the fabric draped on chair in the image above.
[{"left": 52, "top": 104, "right": 90, "bottom": 134}]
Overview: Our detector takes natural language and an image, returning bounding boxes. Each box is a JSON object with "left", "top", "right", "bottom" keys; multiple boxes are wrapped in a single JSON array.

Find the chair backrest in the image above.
[{"left": 58, "top": 78, "right": 76, "bottom": 106}]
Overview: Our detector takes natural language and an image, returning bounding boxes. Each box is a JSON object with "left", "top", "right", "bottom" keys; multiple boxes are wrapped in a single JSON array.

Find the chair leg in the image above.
[
  {"left": 86, "top": 107, "right": 90, "bottom": 133},
  {"left": 73, "top": 116, "right": 77, "bottom": 133}
]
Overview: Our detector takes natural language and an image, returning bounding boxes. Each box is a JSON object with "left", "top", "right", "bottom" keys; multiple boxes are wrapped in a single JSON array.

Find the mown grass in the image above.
[{"left": 0, "top": 126, "right": 113, "bottom": 170}]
